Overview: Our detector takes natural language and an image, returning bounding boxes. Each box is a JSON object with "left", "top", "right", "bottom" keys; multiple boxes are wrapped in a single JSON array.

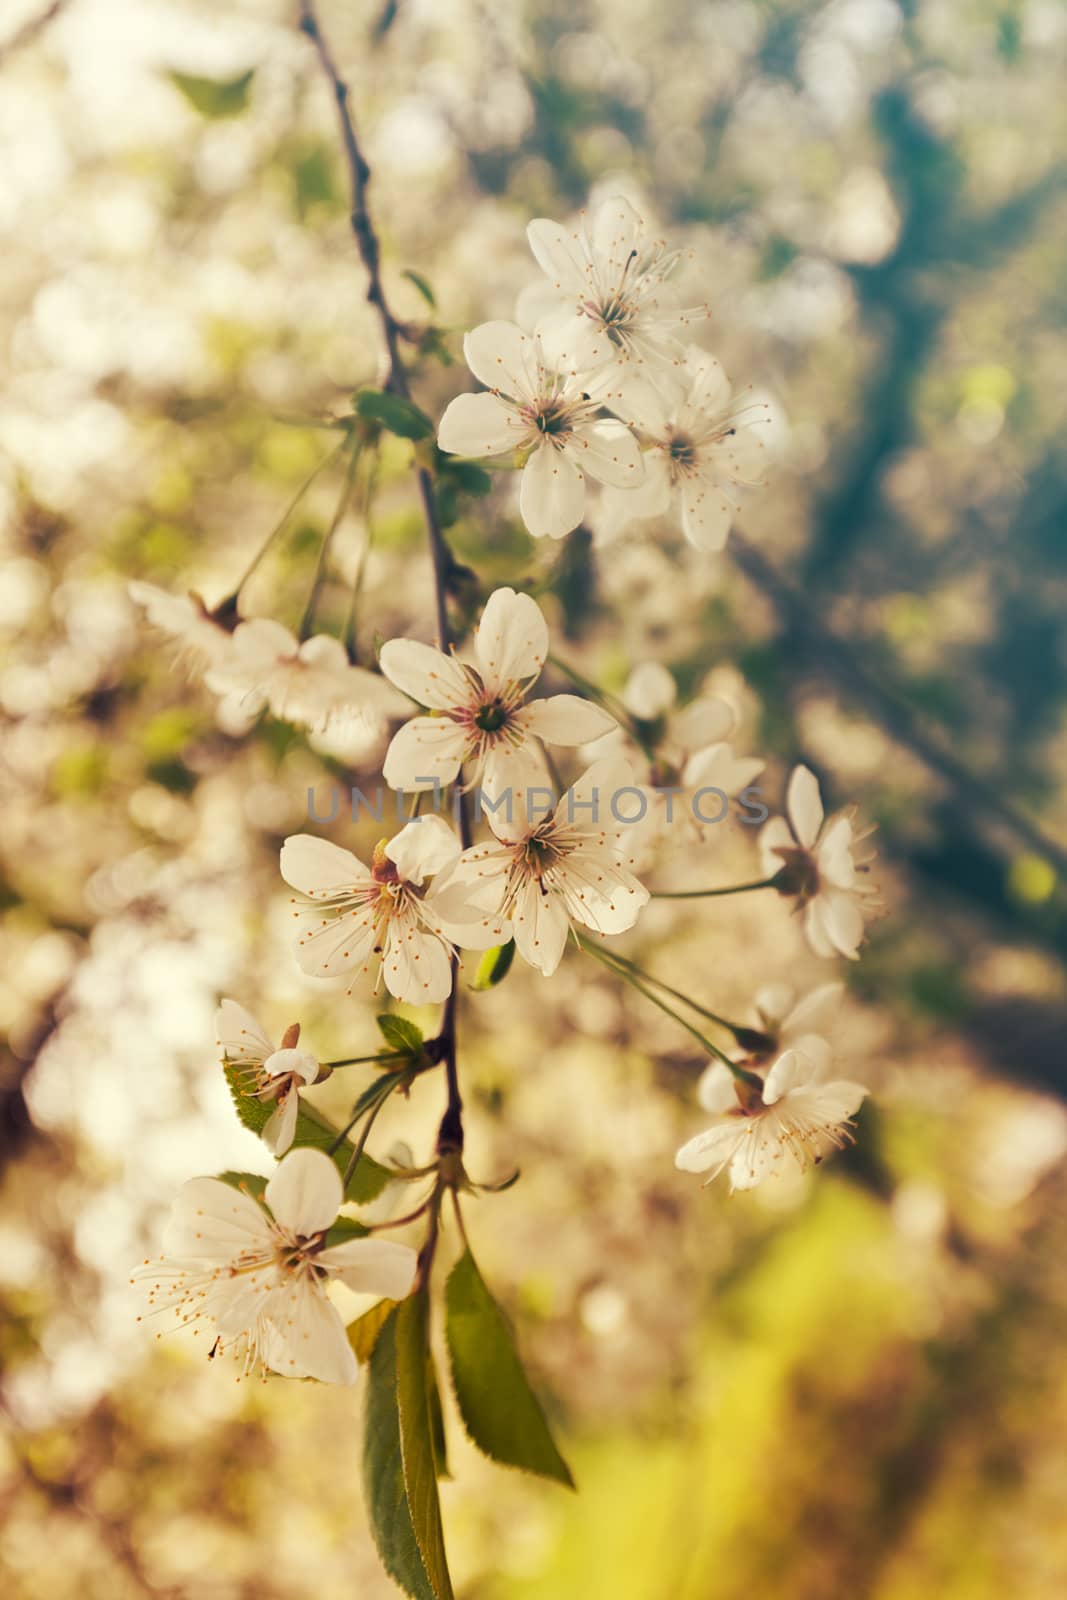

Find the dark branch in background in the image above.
[
  {"left": 296, "top": 0, "right": 469, "bottom": 1152},
  {"left": 0, "top": 0, "right": 70, "bottom": 66},
  {"left": 730, "top": 528, "right": 1067, "bottom": 880}
]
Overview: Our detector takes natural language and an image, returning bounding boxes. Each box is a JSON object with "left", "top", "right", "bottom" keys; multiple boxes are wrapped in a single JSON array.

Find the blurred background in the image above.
[{"left": 2, "top": 0, "right": 1067, "bottom": 1595}]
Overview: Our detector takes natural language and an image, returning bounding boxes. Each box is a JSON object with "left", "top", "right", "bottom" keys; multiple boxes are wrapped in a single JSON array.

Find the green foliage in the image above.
[
  {"left": 377, "top": 1014, "right": 426, "bottom": 1057},
  {"left": 348, "top": 1298, "right": 397, "bottom": 1365},
  {"left": 472, "top": 941, "right": 516, "bottom": 991},
  {"left": 166, "top": 68, "right": 255, "bottom": 119},
  {"left": 364, "top": 1300, "right": 454, "bottom": 1600},
  {"left": 222, "top": 1059, "right": 390, "bottom": 1203},
  {"left": 356, "top": 388, "right": 434, "bottom": 441},
  {"left": 403, "top": 270, "right": 437, "bottom": 308},
  {"left": 215, "top": 1170, "right": 268, "bottom": 1201},
  {"left": 445, "top": 1248, "right": 574, "bottom": 1488}
]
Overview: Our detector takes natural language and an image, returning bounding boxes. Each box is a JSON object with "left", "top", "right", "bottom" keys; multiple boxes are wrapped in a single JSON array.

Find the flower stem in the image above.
[
  {"left": 343, "top": 445, "right": 378, "bottom": 658},
  {"left": 578, "top": 937, "right": 760, "bottom": 1085},
  {"left": 323, "top": 1052, "right": 409, "bottom": 1069},
  {"left": 651, "top": 876, "right": 779, "bottom": 899},
  {"left": 299, "top": 438, "right": 362, "bottom": 641},
  {"left": 341, "top": 1086, "right": 393, "bottom": 1188},
  {"left": 588, "top": 947, "right": 751, "bottom": 1038},
  {"left": 223, "top": 438, "right": 347, "bottom": 609}
]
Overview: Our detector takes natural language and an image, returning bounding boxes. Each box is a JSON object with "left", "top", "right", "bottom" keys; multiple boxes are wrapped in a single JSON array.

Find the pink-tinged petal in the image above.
[
  {"left": 382, "top": 922, "right": 454, "bottom": 1004},
  {"left": 161, "top": 1178, "right": 272, "bottom": 1260},
  {"left": 697, "top": 1063, "right": 741, "bottom": 1115},
  {"left": 817, "top": 814, "right": 857, "bottom": 889},
  {"left": 520, "top": 693, "right": 617, "bottom": 745},
  {"left": 385, "top": 814, "right": 460, "bottom": 885},
  {"left": 510, "top": 879, "right": 571, "bottom": 976},
  {"left": 526, "top": 218, "right": 591, "bottom": 294},
  {"left": 680, "top": 476, "right": 734, "bottom": 551},
  {"left": 759, "top": 815, "right": 795, "bottom": 877},
  {"left": 262, "top": 1090, "right": 300, "bottom": 1156},
  {"left": 783, "top": 982, "right": 844, "bottom": 1040},
  {"left": 674, "top": 1121, "right": 743, "bottom": 1175},
  {"left": 265, "top": 1147, "right": 341, "bottom": 1236},
  {"left": 463, "top": 320, "right": 537, "bottom": 399},
  {"left": 474, "top": 587, "right": 549, "bottom": 691},
  {"left": 438, "top": 391, "right": 519, "bottom": 457},
  {"left": 281, "top": 835, "right": 367, "bottom": 897},
  {"left": 377, "top": 638, "right": 469, "bottom": 710},
  {"left": 382, "top": 718, "right": 467, "bottom": 792},
  {"left": 267, "top": 1282, "right": 357, "bottom": 1385},
  {"left": 519, "top": 443, "right": 586, "bottom": 540},
  {"left": 573, "top": 419, "right": 645, "bottom": 489},
  {"left": 318, "top": 1237, "right": 418, "bottom": 1300},
  {"left": 671, "top": 695, "right": 735, "bottom": 751},
  {"left": 684, "top": 348, "right": 732, "bottom": 415},
  {"left": 786, "top": 765, "right": 824, "bottom": 849},
  {"left": 624, "top": 662, "right": 676, "bottom": 720},
  {"left": 216, "top": 999, "right": 274, "bottom": 1064}
]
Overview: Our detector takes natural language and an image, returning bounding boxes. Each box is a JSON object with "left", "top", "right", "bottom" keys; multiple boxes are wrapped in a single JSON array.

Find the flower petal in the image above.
[
  {"left": 474, "top": 587, "right": 549, "bottom": 691},
  {"left": 318, "top": 1237, "right": 418, "bottom": 1300},
  {"left": 573, "top": 419, "right": 645, "bottom": 489},
  {"left": 381, "top": 920, "right": 454, "bottom": 1003},
  {"left": 519, "top": 443, "right": 586, "bottom": 540},
  {"left": 759, "top": 815, "right": 794, "bottom": 877},
  {"left": 697, "top": 1063, "right": 740, "bottom": 1115},
  {"left": 782, "top": 982, "right": 844, "bottom": 1040},
  {"left": 262, "top": 1090, "right": 299, "bottom": 1157},
  {"left": 385, "top": 814, "right": 460, "bottom": 885},
  {"left": 670, "top": 695, "right": 735, "bottom": 751},
  {"left": 674, "top": 1120, "right": 743, "bottom": 1175},
  {"left": 526, "top": 218, "right": 590, "bottom": 294},
  {"left": 510, "top": 878, "right": 571, "bottom": 976},
  {"left": 292, "top": 905, "right": 378, "bottom": 979},
  {"left": 463, "top": 320, "right": 536, "bottom": 399},
  {"left": 520, "top": 693, "right": 617, "bottom": 745},
  {"left": 680, "top": 476, "right": 735, "bottom": 551},
  {"left": 382, "top": 717, "right": 467, "bottom": 792},
  {"left": 684, "top": 348, "right": 732, "bottom": 415},
  {"left": 216, "top": 999, "right": 274, "bottom": 1064},
  {"left": 378, "top": 638, "right": 470, "bottom": 711},
  {"left": 438, "top": 391, "right": 520, "bottom": 457},
  {"left": 281, "top": 835, "right": 367, "bottom": 897},
  {"left": 161, "top": 1177, "right": 272, "bottom": 1261},
  {"left": 266, "top": 1282, "right": 357, "bottom": 1385},
  {"left": 264, "top": 1147, "right": 341, "bottom": 1237},
  {"left": 786, "top": 765, "right": 824, "bottom": 849}
]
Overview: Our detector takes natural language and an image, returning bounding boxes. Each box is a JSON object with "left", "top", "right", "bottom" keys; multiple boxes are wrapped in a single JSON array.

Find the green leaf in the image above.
[
  {"left": 348, "top": 1298, "right": 397, "bottom": 1365},
  {"left": 167, "top": 68, "right": 255, "bottom": 119},
  {"left": 356, "top": 388, "right": 433, "bottom": 441},
  {"left": 363, "top": 1308, "right": 437, "bottom": 1600},
  {"left": 445, "top": 1248, "right": 574, "bottom": 1488},
  {"left": 377, "top": 1014, "right": 425, "bottom": 1056},
  {"left": 223, "top": 1059, "right": 390, "bottom": 1204},
  {"left": 403, "top": 269, "right": 437, "bottom": 308},
  {"left": 396, "top": 1294, "right": 454, "bottom": 1599},
  {"left": 471, "top": 940, "right": 515, "bottom": 990},
  {"left": 426, "top": 1350, "right": 450, "bottom": 1480},
  {"left": 446, "top": 460, "right": 493, "bottom": 497},
  {"left": 324, "top": 1216, "right": 370, "bottom": 1246},
  {"left": 215, "top": 1170, "right": 268, "bottom": 1201}
]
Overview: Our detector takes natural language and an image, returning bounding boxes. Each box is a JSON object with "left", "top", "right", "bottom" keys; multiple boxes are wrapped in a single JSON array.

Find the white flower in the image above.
[
  {"left": 444, "top": 759, "right": 650, "bottom": 976},
  {"left": 676, "top": 1046, "right": 866, "bottom": 1191},
  {"left": 517, "top": 195, "right": 708, "bottom": 383},
  {"left": 135, "top": 1148, "right": 417, "bottom": 1384},
  {"left": 216, "top": 999, "right": 319, "bottom": 1156},
  {"left": 204, "top": 618, "right": 405, "bottom": 733},
  {"left": 379, "top": 586, "right": 616, "bottom": 799},
  {"left": 695, "top": 981, "right": 844, "bottom": 1110},
  {"left": 760, "top": 765, "right": 879, "bottom": 961},
  {"left": 601, "top": 347, "right": 770, "bottom": 550},
  {"left": 280, "top": 815, "right": 505, "bottom": 1003},
  {"left": 437, "top": 321, "right": 644, "bottom": 540},
  {"left": 128, "top": 581, "right": 232, "bottom": 670}
]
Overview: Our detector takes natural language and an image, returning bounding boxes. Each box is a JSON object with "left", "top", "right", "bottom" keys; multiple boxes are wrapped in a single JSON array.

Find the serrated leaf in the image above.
[
  {"left": 167, "top": 68, "right": 255, "bottom": 119},
  {"left": 396, "top": 1294, "right": 454, "bottom": 1599},
  {"left": 427, "top": 1351, "right": 450, "bottom": 1480},
  {"left": 471, "top": 940, "right": 515, "bottom": 990},
  {"left": 215, "top": 1170, "right": 268, "bottom": 1201},
  {"left": 348, "top": 1298, "right": 397, "bottom": 1365},
  {"left": 324, "top": 1216, "right": 370, "bottom": 1246},
  {"left": 363, "top": 1308, "right": 436, "bottom": 1600},
  {"left": 403, "top": 269, "right": 437, "bottom": 308},
  {"left": 377, "top": 1014, "right": 425, "bottom": 1056},
  {"left": 356, "top": 387, "right": 433, "bottom": 441},
  {"left": 223, "top": 1059, "right": 390, "bottom": 1204},
  {"left": 445, "top": 1249, "right": 574, "bottom": 1488}
]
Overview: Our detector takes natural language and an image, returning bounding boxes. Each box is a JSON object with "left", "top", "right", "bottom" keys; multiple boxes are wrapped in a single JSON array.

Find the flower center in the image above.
[
  {"left": 668, "top": 433, "right": 697, "bottom": 470},
  {"left": 474, "top": 698, "right": 510, "bottom": 733},
  {"left": 534, "top": 403, "right": 573, "bottom": 437}
]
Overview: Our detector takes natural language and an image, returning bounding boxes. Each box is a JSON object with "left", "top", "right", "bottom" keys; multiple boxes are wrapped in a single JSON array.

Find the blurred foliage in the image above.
[{"left": 1, "top": 0, "right": 1067, "bottom": 1596}]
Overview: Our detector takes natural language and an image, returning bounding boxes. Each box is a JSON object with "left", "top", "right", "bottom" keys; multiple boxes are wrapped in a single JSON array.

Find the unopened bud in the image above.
[{"left": 280, "top": 1022, "right": 301, "bottom": 1050}]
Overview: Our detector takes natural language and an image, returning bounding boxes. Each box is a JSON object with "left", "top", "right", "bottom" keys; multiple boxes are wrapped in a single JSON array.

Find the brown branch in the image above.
[
  {"left": 296, "top": 0, "right": 470, "bottom": 1156},
  {"left": 0, "top": 0, "right": 70, "bottom": 65}
]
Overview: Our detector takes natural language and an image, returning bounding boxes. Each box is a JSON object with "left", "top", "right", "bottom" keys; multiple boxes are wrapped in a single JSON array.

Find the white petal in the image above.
[
  {"left": 591, "top": 195, "right": 643, "bottom": 263},
  {"left": 438, "top": 391, "right": 520, "bottom": 457},
  {"left": 759, "top": 815, "right": 795, "bottom": 877},
  {"left": 817, "top": 814, "right": 857, "bottom": 889},
  {"left": 674, "top": 1120, "right": 742, "bottom": 1175},
  {"left": 266, "top": 1282, "right": 357, "bottom": 1385},
  {"left": 296, "top": 634, "right": 349, "bottom": 673},
  {"left": 263, "top": 1048, "right": 318, "bottom": 1086},
  {"left": 520, "top": 694, "right": 616, "bottom": 745},
  {"left": 820, "top": 890, "right": 866, "bottom": 960},
  {"left": 519, "top": 443, "right": 586, "bottom": 540},
  {"left": 526, "top": 218, "right": 590, "bottom": 294},
  {"left": 385, "top": 814, "right": 460, "bottom": 885},
  {"left": 682, "top": 744, "right": 765, "bottom": 799},
  {"left": 161, "top": 1178, "right": 272, "bottom": 1260},
  {"left": 515, "top": 278, "right": 567, "bottom": 333},
  {"left": 281, "top": 835, "right": 366, "bottom": 897},
  {"left": 381, "top": 921, "right": 454, "bottom": 1003},
  {"left": 262, "top": 1091, "right": 300, "bottom": 1156},
  {"left": 680, "top": 476, "right": 735, "bottom": 551},
  {"left": 378, "top": 638, "right": 470, "bottom": 711},
  {"left": 697, "top": 1063, "right": 740, "bottom": 1115},
  {"left": 684, "top": 348, "right": 732, "bottom": 415},
  {"left": 787, "top": 765, "right": 824, "bottom": 849},
  {"left": 609, "top": 373, "right": 673, "bottom": 436},
  {"left": 782, "top": 982, "right": 844, "bottom": 1040},
  {"left": 293, "top": 906, "right": 378, "bottom": 980},
  {"left": 510, "top": 879, "right": 571, "bottom": 976},
  {"left": 463, "top": 320, "right": 536, "bottom": 399},
  {"left": 624, "top": 662, "right": 676, "bottom": 720},
  {"left": 318, "top": 1237, "right": 418, "bottom": 1300},
  {"left": 573, "top": 419, "right": 645, "bottom": 489},
  {"left": 481, "top": 740, "right": 550, "bottom": 814},
  {"left": 216, "top": 999, "right": 274, "bottom": 1064},
  {"left": 762, "top": 1048, "right": 814, "bottom": 1105},
  {"left": 670, "top": 695, "right": 735, "bottom": 751},
  {"left": 229, "top": 616, "right": 298, "bottom": 665},
  {"left": 474, "top": 587, "right": 549, "bottom": 691},
  {"left": 558, "top": 756, "right": 639, "bottom": 827},
  {"left": 382, "top": 718, "right": 467, "bottom": 792},
  {"left": 265, "top": 1147, "right": 341, "bottom": 1236},
  {"left": 803, "top": 897, "right": 840, "bottom": 960},
  {"left": 754, "top": 984, "right": 796, "bottom": 1031},
  {"left": 533, "top": 308, "right": 613, "bottom": 372}
]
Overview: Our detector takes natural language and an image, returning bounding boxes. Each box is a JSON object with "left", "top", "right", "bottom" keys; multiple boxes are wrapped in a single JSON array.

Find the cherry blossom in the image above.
[
  {"left": 437, "top": 321, "right": 643, "bottom": 540},
  {"left": 204, "top": 618, "right": 405, "bottom": 733},
  {"left": 280, "top": 815, "right": 505, "bottom": 1003},
  {"left": 135, "top": 1148, "right": 417, "bottom": 1384},
  {"left": 444, "top": 759, "right": 650, "bottom": 976},
  {"left": 379, "top": 586, "right": 616, "bottom": 800},
  {"left": 676, "top": 1046, "right": 866, "bottom": 1191},
  {"left": 216, "top": 999, "right": 320, "bottom": 1156},
  {"left": 128, "top": 581, "right": 232, "bottom": 670},
  {"left": 695, "top": 981, "right": 845, "bottom": 1119},
  {"left": 761, "top": 765, "right": 880, "bottom": 960}
]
